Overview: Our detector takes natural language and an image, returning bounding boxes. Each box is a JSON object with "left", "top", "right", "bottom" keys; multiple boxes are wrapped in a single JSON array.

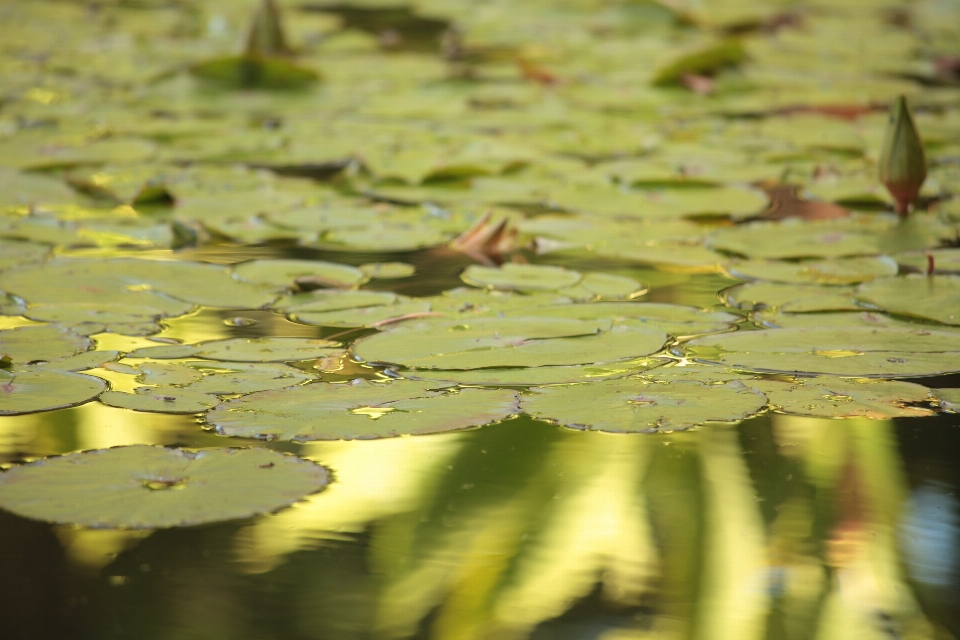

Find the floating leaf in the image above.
[
  {"left": 461, "top": 263, "right": 583, "bottom": 292},
  {"left": 353, "top": 317, "right": 667, "bottom": 370},
  {"left": 707, "top": 215, "right": 953, "bottom": 259},
  {"left": 127, "top": 344, "right": 200, "bottom": 359},
  {"left": 206, "top": 379, "right": 519, "bottom": 441},
  {"left": 505, "top": 302, "right": 740, "bottom": 336},
  {"left": 100, "top": 387, "right": 220, "bottom": 414},
  {"left": 895, "top": 249, "right": 960, "bottom": 274},
  {"left": 359, "top": 262, "right": 417, "bottom": 279},
  {"left": 232, "top": 259, "right": 366, "bottom": 289},
  {"left": 652, "top": 40, "right": 746, "bottom": 86},
  {"left": 0, "top": 369, "right": 106, "bottom": 415},
  {"left": 136, "top": 363, "right": 204, "bottom": 386},
  {"left": 34, "top": 350, "right": 121, "bottom": 372},
  {"left": 724, "top": 256, "right": 898, "bottom": 285},
  {"left": 752, "top": 310, "right": 948, "bottom": 331},
  {"left": 190, "top": 55, "right": 318, "bottom": 90},
  {"left": 684, "top": 327, "right": 960, "bottom": 377},
  {"left": 936, "top": 388, "right": 960, "bottom": 412},
  {"left": 406, "top": 358, "right": 666, "bottom": 387},
  {"left": 522, "top": 380, "right": 766, "bottom": 433},
  {"left": 855, "top": 275, "right": 960, "bottom": 325},
  {"left": 722, "top": 282, "right": 860, "bottom": 312},
  {"left": 292, "top": 301, "right": 433, "bottom": 328},
  {"left": 0, "top": 325, "right": 91, "bottom": 364},
  {"left": 0, "top": 239, "right": 49, "bottom": 271},
  {"left": 195, "top": 337, "right": 342, "bottom": 362},
  {"left": 748, "top": 379, "right": 934, "bottom": 418},
  {"left": 0, "top": 258, "right": 276, "bottom": 314},
  {"left": 184, "top": 362, "right": 314, "bottom": 394},
  {"left": 0, "top": 446, "right": 329, "bottom": 528}
]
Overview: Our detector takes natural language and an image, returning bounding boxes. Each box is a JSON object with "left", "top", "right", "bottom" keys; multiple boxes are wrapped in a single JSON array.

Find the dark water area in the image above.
[{"left": 1, "top": 410, "right": 958, "bottom": 639}]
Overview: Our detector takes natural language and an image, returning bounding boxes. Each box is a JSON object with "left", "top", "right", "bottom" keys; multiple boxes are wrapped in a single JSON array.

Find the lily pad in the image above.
[
  {"left": 748, "top": 379, "right": 934, "bottom": 419},
  {"left": 0, "top": 446, "right": 329, "bottom": 528},
  {"left": 510, "top": 302, "right": 740, "bottom": 336},
  {"left": 0, "top": 325, "right": 91, "bottom": 364},
  {"left": 272, "top": 290, "right": 400, "bottom": 314},
  {"left": 352, "top": 317, "right": 667, "bottom": 370},
  {"left": 406, "top": 358, "right": 666, "bottom": 387},
  {"left": 936, "top": 388, "right": 960, "bottom": 412},
  {"left": 190, "top": 55, "right": 319, "bottom": 90},
  {"left": 461, "top": 263, "right": 583, "bottom": 291},
  {"left": 206, "top": 379, "right": 519, "bottom": 441},
  {"left": 0, "top": 239, "right": 49, "bottom": 271},
  {"left": 231, "top": 259, "right": 366, "bottom": 289},
  {"left": 136, "top": 363, "right": 204, "bottom": 386},
  {"left": 292, "top": 302, "right": 433, "bottom": 328},
  {"left": 194, "top": 337, "right": 342, "bottom": 362},
  {"left": 522, "top": 379, "right": 766, "bottom": 433},
  {"left": 0, "top": 258, "right": 276, "bottom": 314},
  {"left": 752, "top": 310, "right": 952, "bottom": 331},
  {"left": 722, "top": 282, "right": 861, "bottom": 312},
  {"left": 127, "top": 344, "right": 200, "bottom": 359},
  {"left": 855, "top": 275, "right": 960, "bottom": 325},
  {"left": 359, "top": 262, "right": 417, "bottom": 279},
  {"left": 34, "top": 350, "right": 121, "bottom": 372},
  {"left": 0, "top": 369, "right": 106, "bottom": 415},
  {"left": 724, "top": 256, "right": 899, "bottom": 285},
  {"left": 184, "top": 362, "right": 314, "bottom": 394},
  {"left": 683, "top": 327, "right": 960, "bottom": 377},
  {"left": 895, "top": 249, "right": 960, "bottom": 274},
  {"left": 100, "top": 388, "right": 220, "bottom": 414}
]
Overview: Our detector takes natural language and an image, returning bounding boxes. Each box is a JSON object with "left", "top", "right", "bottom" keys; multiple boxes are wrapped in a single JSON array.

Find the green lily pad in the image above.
[
  {"left": 0, "top": 258, "right": 276, "bottom": 314},
  {"left": 136, "top": 363, "right": 204, "bottom": 386},
  {"left": 22, "top": 302, "right": 165, "bottom": 326},
  {"left": 509, "top": 302, "right": 740, "bottom": 336},
  {"left": 190, "top": 55, "right": 319, "bottom": 90},
  {"left": 0, "top": 239, "right": 50, "bottom": 271},
  {"left": 722, "top": 282, "right": 861, "bottom": 312},
  {"left": 0, "top": 446, "right": 329, "bottom": 529},
  {"left": 855, "top": 275, "right": 960, "bottom": 325},
  {"left": 724, "top": 256, "right": 899, "bottom": 285},
  {"left": 292, "top": 302, "right": 433, "bottom": 328},
  {"left": 406, "top": 358, "right": 666, "bottom": 387},
  {"left": 748, "top": 379, "right": 934, "bottom": 419},
  {"left": 0, "top": 325, "right": 91, "bottom": 364},
  {"left": 522, "top": 379, "right": 766, "bottom": 433},
  {"left": 639, "top": 364, "right": 754, "bottom": 385},
  {"left": 707, "top": 215, "right": 954, "bottom": 259},
  {"left": 231, "top": 259, "right": 366, "bottom": 289},
  {"left": 359, "top": 262, "right": 417, "bottom": 279},
  {"left": 34, "top": 350, "right": 121, "bottom": 372},
  {"left": 184, "top": 362, "right": 314, "bottom": 395},
  {"left": 352, "top": 317, "right": 667, "bottom": 370},
  {"left": 652, "top": 40, "right": 746, "bottom": 86},
  {"left": 206, "top": 379, "right": 519, "bottom": 441},
  {"left": 127, "top": 344, "right": 200, "bottom": 359},
  {"left": 752, "top": 310, "right": 953, "bottom": 331},
  {"left": 194, "top": 337, "right": 342, "bottom": 362},
  {"left": 684, "top": 327, "right": 960, "bottom": 377},
  {"left": 461, "top": 263, "right": 583, "bottom": 292},
  {"left": 100, "top": 387, "right": 220, "bottom": 414},
  {"left": 936, "top": 388, "right": 960, "bottom": 412},
  {"left": 0, "top": 369, "right": 106, "bottom": 415},
  {"left": 555, "top": 272, "right": 646, "bottom": 301},
  {"left": 272, "top": 290, "right": 399, "bottom": 314},
  {"left": 895, "top": 249, "right": 960, "bottom": 274}
]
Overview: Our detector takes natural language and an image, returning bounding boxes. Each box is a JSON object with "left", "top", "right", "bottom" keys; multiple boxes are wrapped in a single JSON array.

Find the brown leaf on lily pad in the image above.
[{"left": 756, "top": 183, "right": 850, "bottom": 221}]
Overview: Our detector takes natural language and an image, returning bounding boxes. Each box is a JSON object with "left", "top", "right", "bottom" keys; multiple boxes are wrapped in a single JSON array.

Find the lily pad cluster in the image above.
[{"left": 0, "top": 0, "right": 959, "bottom": 532}]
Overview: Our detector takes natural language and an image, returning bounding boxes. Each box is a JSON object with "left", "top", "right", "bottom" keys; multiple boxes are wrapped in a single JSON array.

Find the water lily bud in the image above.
[
  {"left": 879, "top": 95, "right": 927, "bottom": 216},
  {"left": 244, "top": 0, "right": 291, "bottom": 59}
]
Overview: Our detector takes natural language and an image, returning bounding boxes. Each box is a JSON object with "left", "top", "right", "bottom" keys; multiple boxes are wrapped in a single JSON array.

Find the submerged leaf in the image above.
[
  {"left": 0, "top": 446, "right": 329, "bottom": 528},
  {"left": 206, "top": 379, "right": 519, "bottom": 441}
]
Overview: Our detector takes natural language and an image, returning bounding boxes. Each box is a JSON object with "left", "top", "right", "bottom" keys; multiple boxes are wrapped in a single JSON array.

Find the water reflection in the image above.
[{"left": 0, "top": 412, "right": 957, "bottom": 638}]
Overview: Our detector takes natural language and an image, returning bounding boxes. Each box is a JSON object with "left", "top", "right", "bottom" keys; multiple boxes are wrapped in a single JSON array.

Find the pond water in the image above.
[{"left": 2, "top": 0, "right": 960, "bottom": 637}]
